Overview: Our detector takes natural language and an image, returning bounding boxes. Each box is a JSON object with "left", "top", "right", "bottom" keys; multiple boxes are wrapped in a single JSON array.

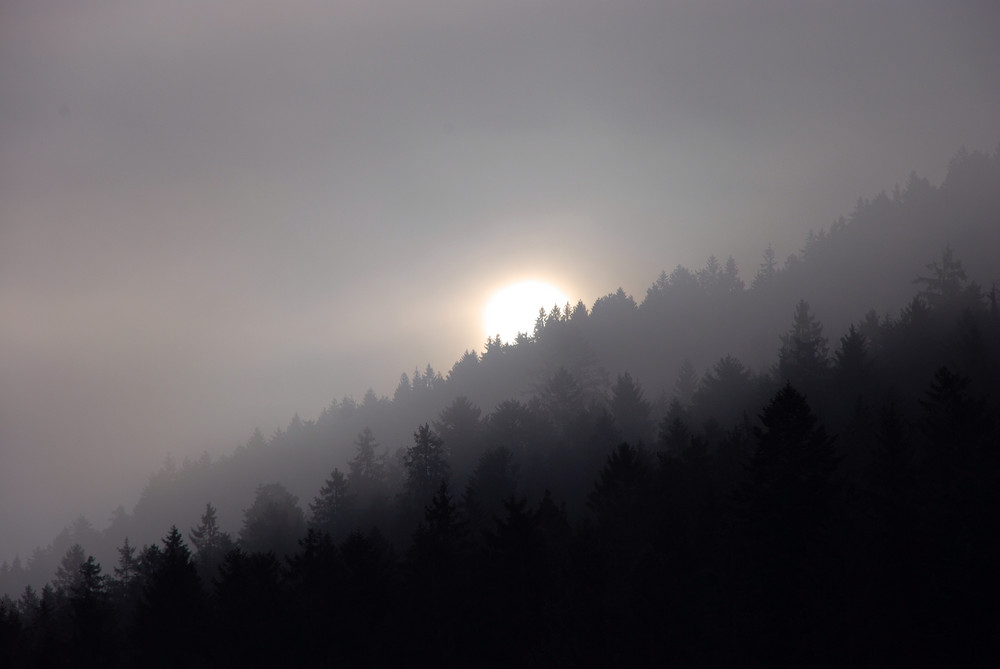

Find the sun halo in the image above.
[{"left": 483, "top": 280, "right": 570, "bottom": 344}]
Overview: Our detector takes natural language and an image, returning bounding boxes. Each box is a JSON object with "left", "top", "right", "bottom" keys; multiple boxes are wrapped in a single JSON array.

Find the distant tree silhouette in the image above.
[
  {"left": 734, "top": 383, "right": 843, "bottom": 665},
  {"left": 69, "top": 555, "right": 113, "bottom": 667},
  {"left": 111, "top": 538, "right": 138, "bottom": 590},
  {"left": 239, "top": 483, "right": 306, "bottom": 559},
  {"left": 403, "top": 424, "right": 450, "bottom": 508},
  {"left": 461, "top": 446, "right": 519, "bottom": 537},
  {"left": 913, "top": 245, "right": 970, "bottom": 310},
  {"left": 479, "top": 495, "right": 550, "bottom": 664},
  {"left": 284, "top": 529, "right": 344, "bottom": 665},
  {"left": 751, "top": 243, "right": 778, "bottom": 289},
  {"left": 188, "top": 503, "right": 234, "bottom": 586},
  {"left": 693, "top": 354, "right": 755, "bottom": 428},
  {"left": 406, "top": 482, "right": 469, "bottom": 660},
  {"left": 610, "top": 372, "right": 653, "bottom": 446},
  {"left": 538, "top": 367, "right": 585, "bottom": 436},
  {"left": 831, "top": 324, "right": 875, "bottom": 425},
  {"left": 347, "top": 427, "right": 386, "bottom": 500},
  {"left": 309, "top": 468, "right": 355, "bottom": 539},
  {"left": 53, "top": 544, "right": 86, "bottom": 596},
  {"left": 434, "top": 395, "right": 484, "bottom": 479},
  {"left": 212, "top": 549, "right": 287, "bottom": 667},
  {"left": 657, "top": 397, "right": 692, "bottom": 456},
  {"left": 338, "top": 529, "right": 396, "bottom": 665},
  {"left": 134, "top": 527, "right": 206, "bottom": 667},
  {"left": 673, "top": 357, "right": 699, "bottom": 408},
  {"left": 919, "top": 366, "right": 988, "bottom": 459},
  {"left": 833, "top": 324, "right": 872, "bottom": 391},
  {"left": 778, "top": 300, "right": 830, "bottom": 399}
]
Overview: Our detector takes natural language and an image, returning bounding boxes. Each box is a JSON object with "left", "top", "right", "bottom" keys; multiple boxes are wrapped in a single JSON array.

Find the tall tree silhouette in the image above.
[
  {"left": 134, "top": 527, "right": 206, "bottom": 668},
  {"left": 347, "top": 427, "right": 386, "bottom": 501},
  {"left": 403, "top": 424, "right": 450, "bottom": 508},
  {"left": 610, "top": 372, "right": 653, "bottom": 446},
  {"left": 239, "top": 483, "right": 306, "bottom": 558},
  {"left": 309, "top": 468, "right": 355, "bottom": 540},
  {"left": 778, "top": 300, "right": 830, "bottom": 400},
  {"left": 188, "top": 503, "right": 234, "bottom": 586},
  {"left": 734, "top": 383, "right": 843, "bottom": 666}
]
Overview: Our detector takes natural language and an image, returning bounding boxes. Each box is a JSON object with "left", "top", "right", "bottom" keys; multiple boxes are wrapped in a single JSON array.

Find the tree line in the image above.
[
  {"left": 1, "top": 243, "right": 997, "bottom": 665},
  {"left": 2, "top": 146, "right": 999, "bottom": 665}
]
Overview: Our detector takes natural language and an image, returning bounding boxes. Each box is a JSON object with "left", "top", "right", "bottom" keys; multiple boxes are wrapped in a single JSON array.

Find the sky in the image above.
[{"left": 2, "top": 0, "right": 999, "bottom": 560}]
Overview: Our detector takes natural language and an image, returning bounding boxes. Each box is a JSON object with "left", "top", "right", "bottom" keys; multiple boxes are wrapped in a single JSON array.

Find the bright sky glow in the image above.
[{"left": 483, "top": 280, "right": 570, "bottom": 343}]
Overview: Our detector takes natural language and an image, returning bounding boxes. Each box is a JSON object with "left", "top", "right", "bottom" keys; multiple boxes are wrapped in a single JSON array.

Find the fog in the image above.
[{"left": 2, "top": 0, "right": 999, "bottom": 572}]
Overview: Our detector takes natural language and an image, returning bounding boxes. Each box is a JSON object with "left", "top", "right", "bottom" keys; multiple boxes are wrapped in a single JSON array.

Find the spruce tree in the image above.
[{"left": 403, "top": 424, "right": 450, "bottom": 507}]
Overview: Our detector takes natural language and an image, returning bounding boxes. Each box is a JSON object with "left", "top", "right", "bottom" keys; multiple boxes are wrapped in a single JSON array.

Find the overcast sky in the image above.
[{"left": 2, "top": 0, "right": 998, "bottom": 559}]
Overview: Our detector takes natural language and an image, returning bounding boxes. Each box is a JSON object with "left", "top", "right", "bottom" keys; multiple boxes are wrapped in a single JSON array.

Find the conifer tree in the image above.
[
  {"left": 610, "top": 372, "right": 653, "bottom": 446},
  {"left": 778, "top": 300, "right": 830, "bottom": 395},
  {"left": 135, "top": 527, "right": 206, "bottom": 667},
  {"left": 239, "top": 483, "right": 306, "bottom": 558},
  {"left": 347, "top": 427, "right": 386, "bottom": 499},
  {"left": 310, "top": 468, "right": 355, "bottom": 539},
  {"left": 189, "top": 503, "right": 234, "bottom": 585},
  {"left": 403, "top": 424, "right": 450, "bottom": 507}
]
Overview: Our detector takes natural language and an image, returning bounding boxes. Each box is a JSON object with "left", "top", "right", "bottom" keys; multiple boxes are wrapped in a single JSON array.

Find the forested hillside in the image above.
[{"left": 1, "top": 147, "right": 998, "bottom": 665}]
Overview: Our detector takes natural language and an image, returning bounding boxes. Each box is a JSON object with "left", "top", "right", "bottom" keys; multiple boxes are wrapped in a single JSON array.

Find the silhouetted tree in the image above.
[
  {"left": 759, "top": 243, "right": 780, "bottom": 286},
  {"left": 69, "top": 555, "right": 113, "bottom": 667},
  {"left": 347, "top": 427, "right": 386, "bottom": 500},
  {"left": 134, "top": 527, "right": 206, "bottom": 668},
  {"left": 403, "top": 424, "right": 450, "bottom": 508},
  {"left": 434, "top": 395, "right": 484, "bottom": 478},
  {"left": 212, "top": 549, "right": 287, "bottom": 667},
  {"left": 673, "top": 357, "right": 699, "bottom": 408},
  {"left": 610, "top": 372, "right": 653, "bottom": 446},
  {"left": 188, "top": 503, "right": 234, "bottom": 586},
  {"left": 462, "top": 446, "right": 519, "bottom": 538},
  {"left": 657, "top": 397, "right": 691, "bottom": 456},
  {"left": 479, "top": 496, "right": 550, "bottom": 664},
  {"left": 734, "top": 383, "right": 843, "bottom": 666},
  {"left": 53, "top": 544, "right": 87, "bottom": 596},
  {"left": 309, "top": 468, "right": 355, "bottom": 539},
  {"left": 239, "top": 483, "right": 306, "bottom": 559},
  {"left": 778, "top": 300, "right": 830, "bottom": 399},
  {"left": 693, "top": 354, "right": 755, "bottom": 428},
  {"left": 913, "top": 245, "right": 968, "bottom": 309}
]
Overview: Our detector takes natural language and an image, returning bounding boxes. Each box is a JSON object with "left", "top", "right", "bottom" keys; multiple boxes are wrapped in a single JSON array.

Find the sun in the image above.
[{"left": 483, "top": 280, "right": 570, "bottom": 344}]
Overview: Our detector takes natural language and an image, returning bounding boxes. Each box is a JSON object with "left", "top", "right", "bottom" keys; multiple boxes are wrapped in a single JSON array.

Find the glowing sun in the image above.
[{"left": 483, "top": 280, "right": 570, "bottom": 343}]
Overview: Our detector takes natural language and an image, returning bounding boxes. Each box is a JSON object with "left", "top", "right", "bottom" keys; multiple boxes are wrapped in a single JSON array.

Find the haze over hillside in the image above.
[
  {"left": 3, "top": 144, "right": 998, "bottom": 584},
  {"left": 2, "top": 0, "right": 999, "bottom": 607}
]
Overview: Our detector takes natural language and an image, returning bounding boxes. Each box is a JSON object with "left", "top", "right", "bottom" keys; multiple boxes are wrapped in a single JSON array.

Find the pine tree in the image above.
[
  {"left": 739, "top": 383, "right": 841, "bottom": 543},
  {"left": 239, "top": 483, "right": 307, "bottom": 558},
  {"left": 461, "top": 446, "right": 519, "bottom": 536},
  {"left": 135, "top": 527, "right": 206, "bottom": 667},
  {"left": 657, "top": 398, "right": 691, "bottom": 456},
  {"left": 53, "top": 544, "right": 87, "bottom": 595},
  {"left": 112, "top": 538, "right": 137, "bottom": 589},
  {"left": 673, "top": 358, "right": 699, "bottom": 408},
  {"left": 347, "top": 427, "right": 386, "bottom": 499},
  {"left": 310, "top": 468, "right": 355, "bottom": 538},
  {"left": 751, "top": 244, "right": 778, "bottom": 289},
  {"left": 778, "top": 300, "right": 830, "bottom": 395},
  {"left": 189, "top": 503, "right": 234, "bottom": 585},
  {"left": 69, "top": 555, "right": 111, "bottom": 666},
  {"left": 403, "top": 424, "right": 450, "bottom": 507},
  {"left": 188, "top": 503, "right": 229, "bottom": 554},
  {"left": 587, "top": 443, "right": 652, "bottom": 541},
  {"left": 610, "top": 372, "right": 653, "bottom": 447},
  {"left": 734, "top": 383, "right": 843, "bottom": 665},
  {"left": 913, "top": 245, "right": 969, "bottom": 309}
]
